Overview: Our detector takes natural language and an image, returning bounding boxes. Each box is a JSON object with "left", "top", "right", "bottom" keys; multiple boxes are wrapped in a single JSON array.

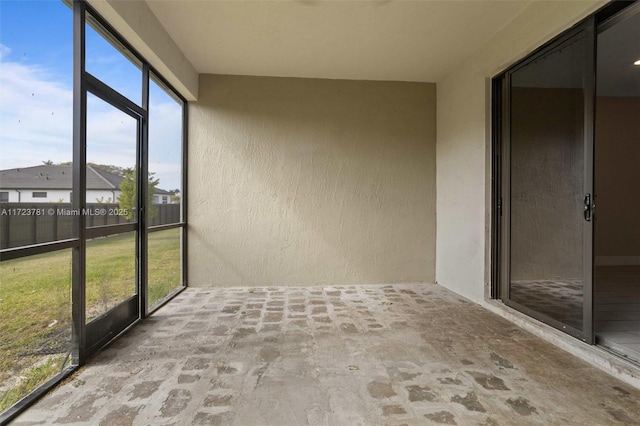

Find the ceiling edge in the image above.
[{"left": 86, "top": 0, "right": 199, "bottom": 101}]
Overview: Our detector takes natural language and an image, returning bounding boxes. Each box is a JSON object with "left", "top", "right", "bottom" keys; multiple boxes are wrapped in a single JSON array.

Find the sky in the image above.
[{"left": 0, "top": 0, "right": 183, "bottom": 191}]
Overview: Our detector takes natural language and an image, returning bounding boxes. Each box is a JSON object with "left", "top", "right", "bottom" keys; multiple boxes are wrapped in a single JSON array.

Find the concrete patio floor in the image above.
[{"left": 12, "top": 283, "right": 640, "bottom": 425}]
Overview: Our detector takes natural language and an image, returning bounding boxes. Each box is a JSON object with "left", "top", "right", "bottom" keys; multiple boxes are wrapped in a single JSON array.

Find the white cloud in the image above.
[
  {"left": 0, "top": 44, "right": 10, "bottom": 60},
  {"left": 86, "top": 93, "right": 138, "bottom": 168},
  {"left": 0, "top": 60, "right": 73, "bottom": 168},
  {"left": 1, "top": 56, "right": 184, "bottom": 190}
]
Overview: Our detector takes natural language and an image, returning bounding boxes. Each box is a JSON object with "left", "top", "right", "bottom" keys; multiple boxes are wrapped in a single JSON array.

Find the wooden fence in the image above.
[{"left": 0, "top": 203, "right": 180, "bottom": 250}]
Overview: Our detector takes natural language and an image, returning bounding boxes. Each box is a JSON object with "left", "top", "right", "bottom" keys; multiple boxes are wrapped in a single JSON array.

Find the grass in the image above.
[
  {"left": 86, "top": 232, "right": 138, "bottom": 320},
  {"left": 0, "top": 356, "right": 69, "bottom": 413},
  {"left": 148, "top": 229, "right": 182, "bottom": 308},
  {"left": 0, "top": 228, "right": 181, "bottom": 412}
]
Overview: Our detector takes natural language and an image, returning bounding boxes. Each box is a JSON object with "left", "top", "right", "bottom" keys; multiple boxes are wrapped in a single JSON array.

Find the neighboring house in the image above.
[
  {"left": 0, "top": 165, "right": 172, "bottom": 204},
  {"left": 152, "top": 188, "right": 174, "bottom": 205}
]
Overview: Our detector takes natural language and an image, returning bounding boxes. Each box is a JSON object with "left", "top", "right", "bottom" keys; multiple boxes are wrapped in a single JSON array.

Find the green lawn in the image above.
[
  {"left": 0, "top": 228, "right": 181, "bottom": 412},
  {"left": 148, "top": 229, "right": 183, "bottom": 308}
]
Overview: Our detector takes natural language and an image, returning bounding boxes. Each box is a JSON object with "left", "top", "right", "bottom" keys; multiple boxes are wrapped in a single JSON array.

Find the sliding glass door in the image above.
[
  {"left": 83, "top": 90, "right": 142, "bottom": 351},
  {"left": 593, "top": 4, "right": 640, "bottom": 358},
  {"left": 497, "top": 20, "right": 595, "bottom": 342}
]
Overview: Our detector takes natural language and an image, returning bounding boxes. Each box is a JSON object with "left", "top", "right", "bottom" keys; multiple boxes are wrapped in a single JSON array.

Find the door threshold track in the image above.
[{"left": 482, "top": 299, "right": 640, "bottom": 390}]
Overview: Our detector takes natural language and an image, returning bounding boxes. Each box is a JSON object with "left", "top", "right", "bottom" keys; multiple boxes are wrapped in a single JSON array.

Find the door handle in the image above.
[{"left": 584, "top": 193, "right": 592, "bottom": 222}]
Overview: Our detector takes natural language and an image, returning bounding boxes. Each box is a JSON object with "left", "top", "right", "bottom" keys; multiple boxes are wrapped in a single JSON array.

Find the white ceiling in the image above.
[{"left": 146, "top": 0, "right": 533, "bottom": 83}]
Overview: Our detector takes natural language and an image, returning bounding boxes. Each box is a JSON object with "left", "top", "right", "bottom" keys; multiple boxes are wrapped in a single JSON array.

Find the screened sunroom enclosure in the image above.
[
  {"left": 0, "top": 1, "right": 187, "bottom": 419},
  {"left": 3, "top": 0, "right": 640, "bottom": 423}
]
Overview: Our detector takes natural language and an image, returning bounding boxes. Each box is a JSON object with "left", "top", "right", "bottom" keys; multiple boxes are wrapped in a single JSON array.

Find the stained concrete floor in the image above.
[{"left": 12, "top": 283, "right": 640, "bottom": 425}]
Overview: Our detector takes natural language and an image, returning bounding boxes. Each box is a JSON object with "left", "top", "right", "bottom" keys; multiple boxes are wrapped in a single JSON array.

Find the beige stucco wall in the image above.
[
  {"left": 436, "top": 0, "right": 604, "bottom": 302},
  {"left": 189, "top": 75, "right": 436, "bottom": 287}
]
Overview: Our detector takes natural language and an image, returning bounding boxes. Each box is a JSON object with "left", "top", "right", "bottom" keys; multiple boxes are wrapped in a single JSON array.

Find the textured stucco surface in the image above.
[
  {"left": 435, "top": 0, "right": 604, "bottom": 302},
  {"left": 189, "top": 75, "right": 436, "bottom": 287}
]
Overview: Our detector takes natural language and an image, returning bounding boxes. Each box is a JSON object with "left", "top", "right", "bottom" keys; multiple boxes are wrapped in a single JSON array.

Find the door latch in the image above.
[{"left": 584, "top": 193, "right": 592, "bottom": 222}]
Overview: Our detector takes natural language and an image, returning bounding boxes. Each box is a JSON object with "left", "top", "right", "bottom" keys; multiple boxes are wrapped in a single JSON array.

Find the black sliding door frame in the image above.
[
  {"left": 75, "top": 0, "right": 189, "bottom": 354},
  {"left": 493, "top": 1, "right": 640, "bottom": 345},
  {"left": 493, "top": 18, "right": 596, "bottom": 343},
  {"left": 75, "top": 0, "right": 146, "bottom": 358},
  {"left": 592, "top": 2, "right": 640, "bottom": 353},
  {"left": 83, "top": 74, "right": 144, "bottom": 354}
]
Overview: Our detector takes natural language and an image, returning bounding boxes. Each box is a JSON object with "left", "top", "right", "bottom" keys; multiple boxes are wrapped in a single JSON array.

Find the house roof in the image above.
[
  {"left": 0, "top": 165, "right": 172, "bottom": 194},
  {"left": 0, "top": 165, "right": 121, "bottom": 190},
  {"left": 154, "top": 187, "right": 172, "bottom": 196}
]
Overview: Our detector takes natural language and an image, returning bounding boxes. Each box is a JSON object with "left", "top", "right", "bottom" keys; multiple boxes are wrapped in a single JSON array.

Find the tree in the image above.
[
  {"left": 117, "top": 170, "right": 159, "bottom": 221},
  {"left": 170, "top": 189, "right": 181, "bottom": 204},
  {"left": 42, "top": 160, "right": 54, "bottom": 165}
]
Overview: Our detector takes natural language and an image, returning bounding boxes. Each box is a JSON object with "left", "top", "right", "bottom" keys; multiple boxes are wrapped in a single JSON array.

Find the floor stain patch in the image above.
[
  {"left": 211, "top": 325, "right": 228, "bottom": 336},
  {"left": 98, "top": 405, "right": 141, "bottom": 426},
  {"left": 54, "top": 394, "right": 100, "bottom": 423},
  {"left": 406, "top": 385, "right": 438, "bottom": 402},
  {"left": 505, "top": 396, "right": 538, "bottom": 416},
  {"left": 203, "top": 394, "right": 232, "bottom": 407},
  {"left": 613, "top": 386, "right": 631, "bottom": 398},
  {"left": 258, "top": 347, "right": 281, "bottom": 363},
  {"left": 196, "top": 345, "right": 217, "bottom": 354},
  {"left": 160, "top": 389, "right": 191, "bottom": 417},
  {"left": 129, "top": 380, "right": 163, "bottom": 400},
  {"left": 340, "top": 323, "right": 358, "bottom": 333},
  {"left": 222, "top": 306, "right": 241, "bottom": 314},
  {"left": 192, "top": 411, "right": 233, "bottom": 425},
  {"left": 101, "top": 376, "right": 129, "bottom": 394},
  {"left": 452, "top": 392, "right": 486, "bottom": 413},
  {"left": 382, "top": 405, "right": 407, "bottom": 416},
  {"left": 177, "top": 374, "right": 200, "bottom": 384},
  {"left": 397, "top": 372, "right": 421, "bottom": 381},
  {"left": 490, "top": 352, "right": 514, "bottom": 369},
  {"left": 233, "top": 328, "right": 256, "bottom": 338},
  {"left": 607, "top": 408, "right": 640, "bottom": 424},
  {"left": 215, "top": 362, "right": 239, "bottom": 375},
  {"left": 438, "top": 377, "right": 462, "bottom": 385},
  {"left": 367, "top": 381, "right": 396, "bottom": 399},
  {"left": 468, "top": 371, "right": 510, "bottom": 391},
  {"left": 424, "top": 410, "right": 457, "bottom": 424},
  {"left": 182, "top": 357, "right": 210, "bottom": 371}
]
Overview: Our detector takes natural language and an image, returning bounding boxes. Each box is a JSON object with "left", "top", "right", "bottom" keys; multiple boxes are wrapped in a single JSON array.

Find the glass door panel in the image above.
[
  {"left": 503, "top": 24, "right": 594, "bottom": 340},
  {"left": 147, "top": 73, "right": 184, "bottom": 310},
  {"left": 84, "top": 91, "right": 140, "bottom": 346},
  {"left": 85, "top": 14, "right": 142, "bottom": 106},
  {"left": 85, "top": 231, "right": 137, "bottom": 321},
  {"left": 148, "top": 228, "right": 182, "bottom": 308},
  {"left": 594, "top": 7, "right": 640, "bottom": 357},
  {"left": 148, "top": 74, "right": 183, "bottom": 226},
  {"left": 86, "top": 92, "right": 137, "bottom": 221}
]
